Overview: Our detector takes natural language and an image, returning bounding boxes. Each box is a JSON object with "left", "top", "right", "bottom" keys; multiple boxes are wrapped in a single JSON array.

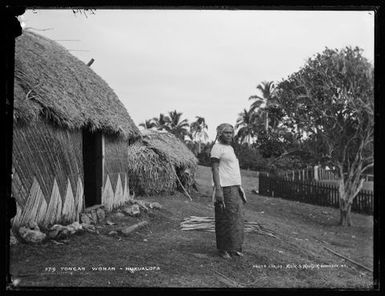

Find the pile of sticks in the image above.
[{"left": 180, "top": 216, "right": 278, "bottom": 238}]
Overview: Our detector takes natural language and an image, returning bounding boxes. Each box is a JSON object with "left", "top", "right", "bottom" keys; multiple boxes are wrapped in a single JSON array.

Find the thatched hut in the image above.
[
  {"left": 127, "top": 130, "right": 198, "bottom": 196},
  {"left": 12, "top": 31, "right": 140, "bottom": 229}
]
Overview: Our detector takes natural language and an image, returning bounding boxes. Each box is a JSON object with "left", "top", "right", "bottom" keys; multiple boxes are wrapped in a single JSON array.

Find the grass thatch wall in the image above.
[
  {"left": 102, "top": 136, "right": 131, "bottom": 210},
  {"left": 12, "top": 120, "right": 84, "bottom": 228},
  {"left": 12, "top": 121, "right": 134, "bottom": 228},
  {"left": 14, "top": 30, "right": 140, "bottom": 140},
  {"left": 127, "top": 130, "right": 198, "bottom": 196},
  {"left": 104, "top": 135, "right": 128, "bottom": 192}
]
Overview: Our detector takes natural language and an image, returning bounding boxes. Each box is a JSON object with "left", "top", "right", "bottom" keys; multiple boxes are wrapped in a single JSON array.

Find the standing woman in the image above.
[{"left": 211, "top": 123, "right": 247, "bottom": 259}]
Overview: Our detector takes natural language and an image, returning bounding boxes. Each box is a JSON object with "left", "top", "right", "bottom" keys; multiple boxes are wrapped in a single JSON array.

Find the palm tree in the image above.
[
  {"left": 190, "top": 116, "right": 209, "bottom": 153},
  {"left": 265, "top": 105, "right": 285, "bottom": 131},
  {"left": 139, "top": 119, "right": 156, "bottom": 129},
  {"left": 152, "top": 113, "right": 171, "bottom": 131},
  {"left": 235, "top": 108, "right": 261, "bottom": 144},
  {"left": 249, "top": 81, "right": 278, "bottom": 132},
  {"left": 168, "top": 110, "right": 190, "bottom": 141}
]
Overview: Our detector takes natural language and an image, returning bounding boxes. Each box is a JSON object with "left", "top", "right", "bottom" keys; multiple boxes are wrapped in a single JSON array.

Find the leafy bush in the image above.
[
  {"left": 193, "top": 141, "right": 312, "bottom": 175},
  {"left": 233, "top": 143, "right": 269, "bottom": 171}
]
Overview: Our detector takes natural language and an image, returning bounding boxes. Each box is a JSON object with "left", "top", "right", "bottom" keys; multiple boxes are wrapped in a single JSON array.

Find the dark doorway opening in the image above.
[{"left": 83, "top": 130, "right": 103, "bottom": 207}]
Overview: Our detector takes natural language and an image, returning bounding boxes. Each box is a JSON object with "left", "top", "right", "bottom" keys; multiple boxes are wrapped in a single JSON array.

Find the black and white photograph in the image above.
[{"left": 4, "top": 6, "right": 377, "bottom": 290}]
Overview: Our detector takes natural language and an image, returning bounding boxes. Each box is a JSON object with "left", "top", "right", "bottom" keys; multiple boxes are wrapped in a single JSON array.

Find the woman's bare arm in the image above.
[{"left": 211, "top": 159, "right": 224, "bottom": 202}]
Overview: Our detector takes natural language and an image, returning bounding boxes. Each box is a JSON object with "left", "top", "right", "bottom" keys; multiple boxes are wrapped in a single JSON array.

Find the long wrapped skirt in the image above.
[{"left": 215, "top": 185, "right": 244, "bottom": 252}]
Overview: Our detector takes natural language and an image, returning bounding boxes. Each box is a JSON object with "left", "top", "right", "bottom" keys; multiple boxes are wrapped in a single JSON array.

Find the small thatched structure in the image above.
[
  {"left": 127, "top": 130, "right": 198, "bottom": 196},
  {"left": 12, "top": 31, "right": 140, "bottom": 229}
]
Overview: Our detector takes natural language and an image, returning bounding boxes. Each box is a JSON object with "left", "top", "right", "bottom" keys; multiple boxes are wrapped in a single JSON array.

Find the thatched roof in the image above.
[
  {"left": 14, "top": 30, "right": 140, "bottom": 140},
  {"left": 141, "top": 130, "right": 197, "bottom": 168},
  {"left": 127, "top": 130, "right": 197, "bottom": 196},
  {"left": 127, "top": 142, "right": 177, "bottom": 195}
]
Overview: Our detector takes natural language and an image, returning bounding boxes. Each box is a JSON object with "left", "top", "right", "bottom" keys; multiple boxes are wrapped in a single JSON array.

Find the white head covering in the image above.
[{"left": 215, "top": 123, "right": 234, "bottom": 143}]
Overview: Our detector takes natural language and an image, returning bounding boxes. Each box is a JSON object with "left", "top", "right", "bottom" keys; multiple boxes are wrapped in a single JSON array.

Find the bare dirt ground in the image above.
[{"left": 9, "top": 166, "right": 374, "bottom": 289}]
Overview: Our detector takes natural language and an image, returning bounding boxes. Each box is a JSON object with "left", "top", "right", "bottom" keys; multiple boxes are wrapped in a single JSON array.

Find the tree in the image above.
[
  {"left": 139, "top": 119, "right": 156, "bottom": 129},
  {"left": 249, "top": 81, "right": 278, "bottom": 132},
  {"left": 256, "top": 129, "right": 287, "bottom": 158},
  {"left": 152, "top": 113, "right": 171, "bottom": 131},
  {"left": 190, "top": 116, "right": 209, "bottom": 154},
  {"left": 233, "top": 142, "right": 269, "bottom": 171},
  {"left": 235, "top": 107, "right": 261, "bottom": 144},
  {"left": 276, "top": 46, "right": 374, "bottom": 226},
  {"left": 264, "top": 105, "right": 285, "bottom": 131},
  {"left": 167, "top": 110, "right": 190, "bottom": 141}
]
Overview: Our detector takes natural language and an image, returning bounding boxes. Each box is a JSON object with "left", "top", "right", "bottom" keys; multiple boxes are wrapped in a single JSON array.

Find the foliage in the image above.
[
  {"left": 190, "top": 116, "right": 208, "bottom": 141},
  {"left": 139, "top": 119, "right": 156, "bottom": 129},
  {"left": 264, "top": 105, "right": 285, "bottom": 130},
  {"left": 235, "top": 108, "right": 261, "bottom": 144},
  {"left": 275, "top": 46, "right": 374, "bottom": 226},
  {"left": 167, "top": 110, "right": 190, "bottom": 141},
  {"left": 142, "top": 113, "right": 209, "bottom": 146},
  {"left": 268, "top": 153, "right": 315, "bottom": 175},
  {"left": 233, "top": 143, "right": 269, "bottom": 171},
  {"left": 152, "top": 113, "right": 171, "bottom": 131},
  {"left": 249, "top": 81, "right": 279, "bottom": 131},
  {"left": 194, "top": 142, "right": 214, "bottom": 166},
  {"left": 249, "top": 81, "right": 276, "bottom": 111},
  {"left": 256, "top": 130, "right": 286, "bottom": 158},
  {"left": 193, "top": 136, "right": 313, "bottom": 177},
  {"left": 235, "top": 81, "right": 288, "bottom": 151},
  {"left": 190, "top": 116, "right": 209, "bottom": 154},
  {"left": 141, "top": 111, "right": 190, "bottom": 141},
  {"left": 196, "top": 141, "right": 269, "bottom": 171}
]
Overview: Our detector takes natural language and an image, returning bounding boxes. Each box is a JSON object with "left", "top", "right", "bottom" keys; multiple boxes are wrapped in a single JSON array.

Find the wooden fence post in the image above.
[{"left": 314, "top": 166, "right": 319, "bottom": 181}]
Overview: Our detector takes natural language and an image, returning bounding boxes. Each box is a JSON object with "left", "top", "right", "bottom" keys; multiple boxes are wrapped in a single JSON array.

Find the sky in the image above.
[{"left": 19, "top": 9, "right": 374, "bottom": 140}]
